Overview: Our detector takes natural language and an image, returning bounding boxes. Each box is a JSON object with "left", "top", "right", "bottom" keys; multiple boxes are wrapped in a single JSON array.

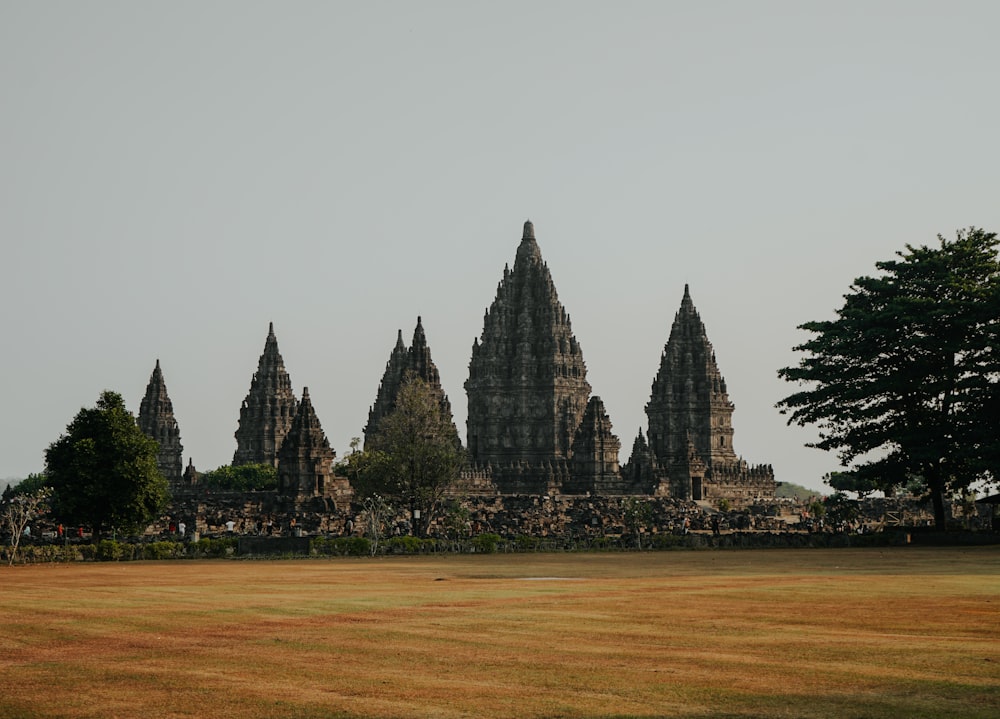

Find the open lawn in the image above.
[{"left": 1, "top": 547, "right": 997, "bottom": 718}]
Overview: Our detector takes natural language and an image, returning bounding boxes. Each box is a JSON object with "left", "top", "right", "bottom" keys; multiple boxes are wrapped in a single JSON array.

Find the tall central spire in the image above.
[{"left": 466, "top": 220, "right": 592, "bottom": 493}]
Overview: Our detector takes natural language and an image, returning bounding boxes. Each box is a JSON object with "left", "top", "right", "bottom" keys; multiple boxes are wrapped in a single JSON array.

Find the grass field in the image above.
[{"left": 1, "top": 547, "right": 997, "bottom": 718}]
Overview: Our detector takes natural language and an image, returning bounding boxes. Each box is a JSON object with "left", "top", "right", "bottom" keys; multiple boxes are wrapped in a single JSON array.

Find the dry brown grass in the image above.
[{"left": 1, "top": 547, "right": 997, "bottom": 718}]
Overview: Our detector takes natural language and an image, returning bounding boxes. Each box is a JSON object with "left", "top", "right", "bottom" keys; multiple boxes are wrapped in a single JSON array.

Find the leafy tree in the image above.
[
  {"left": 198, "top": 463, "right": 277, "bottom": 492},
  {"left": 1, "top": 473, "right": 50, "bottom": 502},
  {"left": 335, "top": 438, "right": 392, "bottom": 499},
  {"left": 823, "top": 471, "right": 880, "bottom": 499},
  {"left": 778, "top": 228, "right": 1000, "bottom": 529},
  {"left": 45, "top": 391, "right": 169, "bottom": 539},
  {"left": 622, "top": 497, "right": 654, "bottom": 549},
  {"left": 365, "top": 375, "right": 463, "bottom": 536},
  {"left": 823, "top": 491, "right": 860, "bottom": 527},
  {"left": 2, "top": 486, "right": 51, "bottom": 566}
]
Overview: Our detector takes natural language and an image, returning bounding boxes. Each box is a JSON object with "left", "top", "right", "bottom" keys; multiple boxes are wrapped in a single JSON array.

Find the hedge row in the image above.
[{"left": 3, "top": 529, "right": 945, "bottom": 564}]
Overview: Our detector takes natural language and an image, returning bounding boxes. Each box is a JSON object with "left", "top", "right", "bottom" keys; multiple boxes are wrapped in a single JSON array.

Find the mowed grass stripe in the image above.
[{"left": 1, "top": 547, "right": 997, "bottom": 718}]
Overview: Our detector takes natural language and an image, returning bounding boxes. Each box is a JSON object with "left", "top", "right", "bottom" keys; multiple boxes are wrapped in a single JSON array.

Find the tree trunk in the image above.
[{"left": 927, "top": 470, "right": 948, "bottom": 531}]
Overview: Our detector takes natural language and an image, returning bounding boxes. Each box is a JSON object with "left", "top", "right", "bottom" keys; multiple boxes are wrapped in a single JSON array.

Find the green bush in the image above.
[
  {"left": 96, "top": 539, "right": 128, "bottom": 561},
  {"left": 384, "top": 535, "right": 425, "bottom": 554},
  {"left": 311, "top": 536, "right": 371, "bottom": 556},
  {"left": 143, "top": 541, "right": 182, "bottom": 560},
  {"left": 515, "top": 535, "right": 541, "bottom": 551},
  {"left": 190, "top": 536, "right": 236, "bottom": 557},
  {"left": 471, "top": 533, "right": 501, "bottom": 554},
  {"left": 650, "top": 534, "right": 686, "bottom": 550}
]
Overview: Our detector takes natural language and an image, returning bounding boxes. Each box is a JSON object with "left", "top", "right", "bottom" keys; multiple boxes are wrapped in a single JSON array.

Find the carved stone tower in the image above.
[
  {"left": 138, "top": 359, "right": 183, "bottom": 488},
  {"left": 645, "top": 286, "right": 774, "bottom": 501},
  {"left": 466, "top": 220, "right": 592, "bottom": 493},
  {"left": 565, "top": 396, "right": 622, "bottom": 495},
  {"left": 233, "top": 322, "right": 298, "bottom": 467},
  {"left": 364, "top": 317, "right": 458, "bottom": 447},
  {"left": 277, "top": 387, "right": 336, "bottom": 499}
]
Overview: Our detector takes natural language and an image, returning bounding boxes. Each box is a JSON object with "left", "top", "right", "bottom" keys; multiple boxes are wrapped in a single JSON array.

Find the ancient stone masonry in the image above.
[
  {"left": 466, "top": 220, "right": 595, "bottom": 494},
  {"left": 233, "top": 322, "right": 298, "bottom": 467},
  {"left": 619, "top": 430, "right": 666, "bottom": 496},
  {"left": 277, "top": 387, "right": 350, "bottom": 504},
  {"left": 138, "top": 359, "right": 184, "bottom": 488},
  {"left": 565, "top": 396, "right": 622, "bottom": 495},
  {"left": 364, "top": 317, "right": 459, "bottom": 447},
  {"left": 644, "top": 285, "right": 775, "bottom": 501}
]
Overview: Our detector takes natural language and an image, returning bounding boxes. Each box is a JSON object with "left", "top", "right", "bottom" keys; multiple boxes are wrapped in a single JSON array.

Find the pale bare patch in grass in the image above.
[{"left": 1, "top": 548, "right": 997, "bottom": 718}]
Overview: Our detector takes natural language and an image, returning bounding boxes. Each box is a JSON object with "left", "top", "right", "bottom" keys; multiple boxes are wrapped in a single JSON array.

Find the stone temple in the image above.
[
  {"left": 233, "top": 322, "right": 298, "bottom": 467},
  {"left": 464, "top": 220, "right": 774, "bottom": 501},
  {"left": 364, "top": 317, "right": 459, "bottom": 449},
  {"left": 211, "top": 220, "right": 774, "bottom": 504},
  {"left": 638, "top": 285, "right": 775, "bottom": 501},
  {"left": 277, "top": 387, "right": 339, "bottom": 500},
  {"left": 138, "top": 359, "right": 183, "bottom": 489},
  {"left": 465, "top": 220, "right": 610, "bottom": 494}
]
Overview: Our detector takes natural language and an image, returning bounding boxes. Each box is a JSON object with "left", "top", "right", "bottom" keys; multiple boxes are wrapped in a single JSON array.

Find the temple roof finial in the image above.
[{"left": 522, "top": 219, "right": 534, "bottom": 240}]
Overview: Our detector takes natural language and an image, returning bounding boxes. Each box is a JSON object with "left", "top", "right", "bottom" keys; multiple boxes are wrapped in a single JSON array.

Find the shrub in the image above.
[
  {"left": 96, "top": 539, "right": 128, "bottom": 561},
  {"left": 311, "top": 536, "right": 371, "bottom": 556},
  {"left": 190, "top": 537, "right": 236, "bottom": 557},
  {"left": 471, "top": 533, "right": 501, "bottom": 554},
  {"left": 143, "top": 541, "right": 182, "bottom": 560},
  {"left": 384, "top": 535, "right": 424, "bottom": 554}
]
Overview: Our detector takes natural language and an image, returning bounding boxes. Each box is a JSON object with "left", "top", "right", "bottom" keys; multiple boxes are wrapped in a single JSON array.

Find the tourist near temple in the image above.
[{"left": 138, "top": 220, "right": 775, "bottom": 505}]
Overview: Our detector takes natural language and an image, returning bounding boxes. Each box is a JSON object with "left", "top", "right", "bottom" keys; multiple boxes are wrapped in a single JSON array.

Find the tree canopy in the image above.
[
  {"left": 45, "top": 390, "right": 169, "bottom": 538},
  {"left": 198, "top": 463, "right": 277, "bottom": 492},
  {"left": 361, "top": 375, "right": 463, "bottom": 536},
  {"left": 777, "top": 228, "right": 1000, "bottom": 528}
]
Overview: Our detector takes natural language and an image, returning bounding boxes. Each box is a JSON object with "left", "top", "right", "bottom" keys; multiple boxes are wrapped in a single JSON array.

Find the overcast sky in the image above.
[{"left": 2, "top": 1, "right": 998, "bottom": 493}]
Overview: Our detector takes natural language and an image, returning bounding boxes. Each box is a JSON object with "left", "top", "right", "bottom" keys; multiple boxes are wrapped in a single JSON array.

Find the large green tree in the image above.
[
  {"left": 778, "top": 228, "right": 1000, "bottom": 529},
  {"left": 364, "top": 376, "right": 463, "bottom": 536},
  {"left": 45, "top": 390, "right": 169, "bottom": 538}
]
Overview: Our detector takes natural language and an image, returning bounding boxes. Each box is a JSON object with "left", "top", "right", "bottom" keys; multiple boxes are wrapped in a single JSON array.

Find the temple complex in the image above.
[
  {"left": 277, "top": 387, "right": 342, "bottom": 500},
  {"left": 364, "top": 317, "right": 458, "bottom": 448},
  {"left": 644, "top": 286, "right": 775, "bottom": 501},
  {"left": 465, "top": 220, "right": 596, "bottom": 494},
  {"left": 137, "top": 359, "right": 184, "bottom": 488},
  {"left": 176, "top": 219, "right": 773, "bottom": 508},
  {"left": 233, "top": 323, "right": 298, "bottom": 467}
]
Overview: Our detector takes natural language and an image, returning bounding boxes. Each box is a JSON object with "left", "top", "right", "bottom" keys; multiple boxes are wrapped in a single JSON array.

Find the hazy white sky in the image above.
[{"left": 2, "top": 1, "right": 998, "bottom": 493}]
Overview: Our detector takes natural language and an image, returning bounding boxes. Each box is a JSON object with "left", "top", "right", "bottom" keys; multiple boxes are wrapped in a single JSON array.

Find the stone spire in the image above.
[
  {"left": 364, "top": 329, "right": 409, "bottom": 447},
  {"left": 365, "top": 317, "right": 459, "bottom": 447},
  {"left": 138, "top": 359, "right": 184, "bottom": 488},
  {"left": 233, "top": 322, "right": 298, "bottom": 467},
  {"left": 466, "top": 220, "right": 592, "bottom": 493},
  {"left": 277, "top": 387, "right": 336, "bottom": 498},
  {"left": 620, "top": 428, "right": 663, "bottom": 495},
  {"left": 565, "top": 396, "right": 622, "bottom": 495},
  {"left": 646, "top": 285, "right": 737, "bottom": 471}
]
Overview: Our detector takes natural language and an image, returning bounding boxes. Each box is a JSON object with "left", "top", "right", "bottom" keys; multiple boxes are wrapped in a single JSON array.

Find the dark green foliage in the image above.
[
  {"left": 3, "top": 473, "right": 50, "bottom": 500},
  {"left": 310, "top": 536, "right": 371, "bottom": 556},
  {"left": 383, "top": 535, "right": 426, "bottom": 554},
  {"left": 96, "top": 539, "right": 129, "bottom": 561},
  {"left": 198, "top": 463, "right": 277, "bottom": 492},
  {"left": 471, "top": 533, "right": 501, "bottom": 553},
  {"left": 364, "top": 375, "right": 464, "bottom": 536},
  {"left": 45, "top": 391, "right": 170, "bottom": 538},
  {"left": 778, "top": 229, "right": 1000, "bottom": 528},
  {"left": 824, "top": 492, "right": 861, "bottom": 526},
  {"left": 825, "top": 471, "right": 881, "bottom": 498},
  {"left": 142, "top": 541, "right": 184, "bottom": 560},
  {"left": 191, "top": 536, "right": 237, "bottom": 557}
]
